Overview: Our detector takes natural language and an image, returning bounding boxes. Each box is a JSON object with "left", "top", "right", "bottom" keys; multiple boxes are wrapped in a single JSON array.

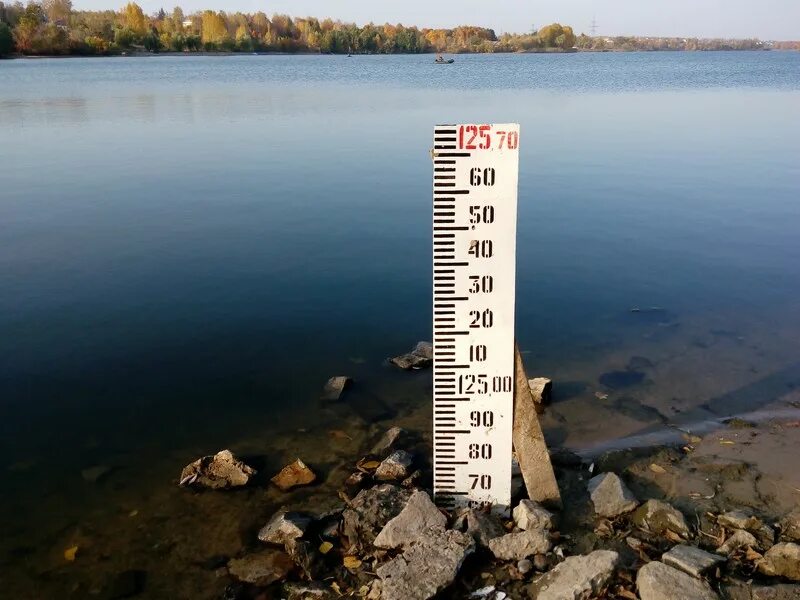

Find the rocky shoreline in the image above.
[{"left": 176, "top": 383, "right": 800, "bottom": 599}]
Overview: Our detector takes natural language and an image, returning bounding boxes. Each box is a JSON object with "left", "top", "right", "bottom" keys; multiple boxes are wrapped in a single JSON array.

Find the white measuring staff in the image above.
[{"left": 432, "top": 123, "right": 520, "bottom": 513}]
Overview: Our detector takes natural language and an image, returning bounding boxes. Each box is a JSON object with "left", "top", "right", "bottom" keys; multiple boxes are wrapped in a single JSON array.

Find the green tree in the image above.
[
  {"left": 114, "top": 26, "right": 134, "bottom": 47},
  {"left": 12, "top": 2, "right": 45, "bottom": 53},
  {"left": 0, "top": 20, "right": 13, "bottom": 55},
  {"left": 142, "top": 28, "right": 159, "bottom": 51}
]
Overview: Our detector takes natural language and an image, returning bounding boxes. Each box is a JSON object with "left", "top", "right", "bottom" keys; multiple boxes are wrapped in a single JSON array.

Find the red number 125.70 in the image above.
[{"left": 458, "top": 125, "right": 518, "bottom": 150}]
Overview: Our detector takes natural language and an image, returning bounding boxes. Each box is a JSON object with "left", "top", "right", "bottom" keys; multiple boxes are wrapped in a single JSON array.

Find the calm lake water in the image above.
[{"left": 1, "top": 52, "right": 800, "bottom": 596}]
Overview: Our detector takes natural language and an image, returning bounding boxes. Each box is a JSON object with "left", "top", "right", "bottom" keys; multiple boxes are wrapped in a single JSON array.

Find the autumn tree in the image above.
[
  {"left": 200, "top": 10, "right": 227, "bottom": 45},
  {"left": 122, "top": 2, "right": 147, "bottom": 36},
  {"left": 43, "top": 0, "right": 71, "bottom": 24}
]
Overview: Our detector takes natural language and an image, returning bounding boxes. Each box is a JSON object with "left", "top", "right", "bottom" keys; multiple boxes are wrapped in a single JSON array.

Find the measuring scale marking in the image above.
[{"left": 432, "top": 123, "right": 520, "bottom": 513}]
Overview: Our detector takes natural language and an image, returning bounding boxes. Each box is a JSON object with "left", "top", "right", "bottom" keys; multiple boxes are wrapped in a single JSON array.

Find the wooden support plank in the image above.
[{"left": 512, "top": 343, "right": 562, "bottom": 509}]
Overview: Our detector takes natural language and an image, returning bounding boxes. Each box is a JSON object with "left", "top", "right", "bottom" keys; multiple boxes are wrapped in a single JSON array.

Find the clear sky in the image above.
[{"left": 73, "top": 0, "right": 800, "bottom": 40}]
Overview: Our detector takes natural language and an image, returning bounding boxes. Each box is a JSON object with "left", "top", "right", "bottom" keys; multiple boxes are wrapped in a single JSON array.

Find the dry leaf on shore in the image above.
[
  {"left": 64, "top": 546, "right": 78, "bottom": 562},
  {"left": 343, "top": 555, "right": 362, "bottom": 569}
]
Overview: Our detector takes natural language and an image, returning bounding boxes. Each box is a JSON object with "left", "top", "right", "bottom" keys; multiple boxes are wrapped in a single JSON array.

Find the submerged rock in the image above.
[
  {"left": 322, "top": 376, "right": 351, "bottom": 401},
  {"left": 370, "top": 426, "right": 410, "bottom": 457},
  {"left": 106, "top": 569, "right": 146, "bottom": 599},
  {"left": 82, "top": 465, "right": 112, "bottom": 484},
  {"left": 636, "top": 561, "right": 719, "bottom": 600},
  {"left": 375, "top": 450, "right": 413, "bottom": 481},
  {"left": 271, "top": 459, "right": 316, "bottom": 491},
  {"left": 718, "top": 529, "right": 761, "bottom": 555},
  {"left": 662, "top": 544, "right": 725, "bottom": 578},
  {"left": 530, "top": 550, "right": 619, "bottom": 600},
  {"left": 632, "top": 499, "right": 690, "bottom": 538},
  {"left": 341, "top": 484, "right": 411, "bottom": 552},
  {"left": 587, "top": 472, "right": 639, "bottom": 518},
  {"left": 258, "top": 511, "right": 313, "bottom": 546},
  {"left": 513, "top": 499, "right": 554, "bottom": 531},
  {"left": 376, "top": 528, "right": 474, "bottom": 600},
  {"left": 179, "top": 450, "right": 256, "bottom": 489},
  {"left": 454, "top": 509, "right": 505, "bottom": 548},
  {"left": 389, "top": 341, "right": 433, "bottom": 370},
  {"left": 227, "top": 549, "right": 294, "bottom": 586},
  {"left": 758, "top": 543, "right": 800, "bottom": 581},
  {"left": 488, "top": 529, "right": 551, "bottom": 561},
  {"left": 374, "top": 490, "right": 445, "bottom": 549}
]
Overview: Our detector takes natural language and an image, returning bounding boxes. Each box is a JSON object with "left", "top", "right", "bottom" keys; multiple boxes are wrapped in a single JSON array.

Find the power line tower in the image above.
[{"left": 590, "top": 16, "right": 598, "bottom": 36}]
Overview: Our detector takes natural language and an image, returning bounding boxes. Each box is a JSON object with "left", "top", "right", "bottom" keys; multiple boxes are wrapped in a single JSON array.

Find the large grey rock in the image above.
[
  {"left": 662, "top": 544, "right": 725, "bottom": 578},
  {"left": 636, "top": 561, "right": 719, "bottom": 600},
  {"left": 179, "top": 449, "right": 256, "bottom": 489},
  {"left": 488, "top": 529, "right": 551, "bottom": 561},
  {"left": 376, "top": 528, "right": 474, "bottom": 600},
  {"left": 530, "top": 550, "right": 619, "bottom": 600},
  {"left": 632, "top": 499, "right": 690, "bottom": 538},
  {"left": 341, "top": 484, "right": 412, "bottom": 552},
  {"left": 758, "top": 543, "right": 800, "bottom": 581},
  {"left": 513, "top": 500, "right": 554, "bottom": 531},
  {"left": 375, "top": 450, "right": 413, "bottom": 481},
  {"left": 389, "top": 342, "right": 433, "bottom": 370},
  {"left": 454, "top": 509, "right": 505, "bottom": 548},
  {"left": 587, "top": 472, "right": 639, "bottom": 518},
  {"left": 781, "top": 511, "right": 800, "bottom": 543},
  {"left": 258, "top": 511, "right": 313, "bottom": 546},
  {"left": 227, "top": 549, "right": 294, "bottom": 586},
  {"left": 370, "top": 427, "right": 410, "bottom": 457},
  {"left": 374, "top": 490, "right": 446, "bottom": 549},
  {"left": 719, "top": 510, "right": 775, "bottom": 549},
  {"left": 718, "top": 529, "right": 761, "bottom": 555}
]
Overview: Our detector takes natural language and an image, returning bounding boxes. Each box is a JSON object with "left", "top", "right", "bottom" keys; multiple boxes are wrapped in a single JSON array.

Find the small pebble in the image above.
[
  {"left": 517, "top": 558, "right": 533, "bottom": 574},
  {"left": 533, "top": 553, "right": 549, "bottom": 571}
]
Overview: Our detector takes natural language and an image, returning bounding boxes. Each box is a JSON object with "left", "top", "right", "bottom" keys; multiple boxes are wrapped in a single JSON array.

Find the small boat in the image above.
[{"left": 435, "top": 55, "right": 454, "bottom": 64}]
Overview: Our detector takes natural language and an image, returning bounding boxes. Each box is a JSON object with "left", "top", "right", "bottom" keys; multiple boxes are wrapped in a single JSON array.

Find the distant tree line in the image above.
[
  {"left": 0, "top": 2, "right": 792, "bottom": 58},
  {"left": 574, "top": 33, "right": 773, "bottom": 52},
  {"left": 0, "top": 3, "right": 579, "bottom": 57}
]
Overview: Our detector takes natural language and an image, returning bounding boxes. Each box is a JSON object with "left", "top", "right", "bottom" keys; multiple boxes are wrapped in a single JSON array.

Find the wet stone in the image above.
[
  {"left": 284, "top": 582, "right": 331, "bottom": 600},
  {"left": 271, "top": 458, "right": 316, "bottom": 491},
  {"left": 587, "top": 472, "right": 639, "bottom": 518},
  {"left": 374, "top": 450, "right": 413, "bottom": 481},
  {"left": 512, "top": 499, "right": 554, "bottom": 531},
  {"left": 530, "top": 550, "right": 619, "bottom": 600},
  {"left": 376, "top": 528, "right": 474, "bottom": 600},
  {"left": 528, "top": 377, "right": 552, "bottom": 406},
  {"left": 718, "top": 529, "right": 761, "bottom": 555},
  {"left": 781, "top": 511, "right": 800, "bottom": 543},
  {"left": 636, "top": 561, "right": 719, "bottom": 600},
  {"left": 758, "top": 543, "right": 800, "bottom": 581},
  {"left": 389, "top": 341, "right": 433, "bottom": 370},
  {"left": 258, "top": 511, "right": 313, "bottom": 546},
  {"left": 322, "top": 376, "right": 351, "bottom": 401},
  {"left": 341, "top": 484, "right": 412, "bottom": 552},
  {"left": 632, "top": 499, "right": 690, "bottom": 538},
  {"left": 179, "top": 449, "right": 256, "bottom": 489},
  {"left": 488, "top": 529, "right": 551, "bottom": 561},
  {"left": 719, "top": 510, "right": 775, "bottom": 549},
  {"left": 227, "top": 549, "right": 294, "bottom": 586},
  {"left": 374, "top": 490, "right": 446, "bottom": 549},
  {"left": 517, "top": 558, "right": 533, "bottom": 574},
  {"left": 662, "top": 544, "right": 725, "bottom": 578},
  {"left": 454, "top": 509, "right": 505, "bottom": 548},
  {"left": 752, "top": 584, "right": 800, "bottom": 599},
  {"left": 345, "top": 471, "right": 368, "bottom": 487}
]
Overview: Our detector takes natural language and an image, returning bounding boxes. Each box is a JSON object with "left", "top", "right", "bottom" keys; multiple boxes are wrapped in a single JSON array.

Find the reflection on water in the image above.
[{"left": 0, "top": 53, "right": 799, "bottom": 597}]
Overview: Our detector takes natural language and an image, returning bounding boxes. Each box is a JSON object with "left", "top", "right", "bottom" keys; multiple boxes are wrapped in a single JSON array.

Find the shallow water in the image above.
[{"left": 1, "top": 52, "right": 799, "bottom": 596}]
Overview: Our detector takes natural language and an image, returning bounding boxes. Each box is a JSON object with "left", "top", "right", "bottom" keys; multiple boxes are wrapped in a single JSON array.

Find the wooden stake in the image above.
[{"left": 512, "top": 343, "right": 562, "bottom": 509}]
